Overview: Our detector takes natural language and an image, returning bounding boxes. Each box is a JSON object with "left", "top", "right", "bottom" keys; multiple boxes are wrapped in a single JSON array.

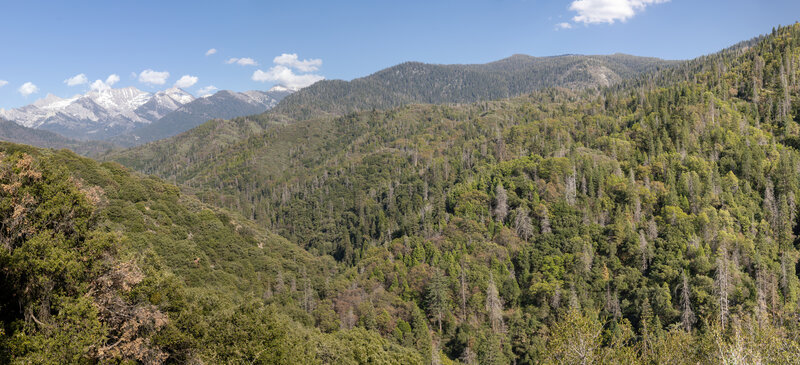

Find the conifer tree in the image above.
[
  {"left": 680, "top": 271, "right": 696, "bottom": 332},
  {"left": 514, "top": 207, "right": 533, "bottom": 241},
  {"left": 493, "top": 183, "right": 508, "bottom": 223},
  {"left": 426, "top": 269, "right": 451, "bottom": 332},
  {"left": 486, "top": 275, "right": 505, "bottom": 334}
]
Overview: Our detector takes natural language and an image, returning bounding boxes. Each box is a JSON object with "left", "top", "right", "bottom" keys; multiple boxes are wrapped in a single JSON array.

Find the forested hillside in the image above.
[
  {"left": 107, "top": 54, "right": 674, "bottom": 173},
  {"left": 0, "top": 143, "right": 426, "bottom": 363},
  {"left": 271, "top": 53, "right": 676, "bottom": 119},
  {"left": 107, "top": 89, "right": 293, "bottom": 147},
  {"left": 102, "top": 24, "right": 800, "bottom": 363},
  {"left": 0, "top": 118, "right": 113, "bottom": 156}
]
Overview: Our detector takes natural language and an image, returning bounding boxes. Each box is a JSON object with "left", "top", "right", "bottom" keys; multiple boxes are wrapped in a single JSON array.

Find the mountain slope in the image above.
[
  {"left": 133, "top": 87, "right": 195, "bottom": 122},
  {"left": 0, "top": 86, "right": 288, "bottom": 146},
  {"left": 0, "top": 142, "right": 423, "bottom": 364},
  {"left": 107, "top": 24, "right": 800, "bottom": 363},
  {"left": 0, "top": 118, "right": 113, "bottom": 155},
  {"left": 0, "top": 87, "right": 194, "bottom": 140},
  {"left": 271, "top": 53, "right": 678, "bottom": 119},
  {"left": 108, "top": 88, "right": 291, "bottom": 147},
  {"left": 105, "top": 53, "right": 677, "bottom": 178}
]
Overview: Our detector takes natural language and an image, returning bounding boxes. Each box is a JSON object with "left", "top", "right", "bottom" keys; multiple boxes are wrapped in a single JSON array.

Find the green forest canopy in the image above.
[{"left": 3, "top": 23, "right": 800, "bottom": 364}]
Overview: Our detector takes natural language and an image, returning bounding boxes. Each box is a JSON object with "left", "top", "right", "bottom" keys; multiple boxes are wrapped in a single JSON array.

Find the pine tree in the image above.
[
  {"left": 605, "top": 284, "right": 621, "bottom": 320},
  {"left": 756, "top": 269, "right": 768, "bottom": 324},
  {"left": 486, "top": 275, "right": 505, "bottom": 333},
  {"left": 715, "top": 247, "right": 730, "bottom": 332},
  {"left": 780, "top": 252, "right": 790, "bottom": 300},
  {"left": 479, "top": 332, "right": 507, "bottom": 365},
  {"left": 641, "top": 298, "right": 654, "bottom": 358},
  {"left": 426, "top": 269, "right": 452, "bottom": 332},
  {"left": 302, "top": 266, "right": 315, "bottom": 312},
  {"left": 538, "top": 204, "right": 552, "bottom": 234},
  {"left": 493, "top": 183, "right": 508, "bottom": 223},
  {"left": 514, "top": 207, "right": 533, "bottom": 241},
  {"left": 411, "top": 305, "right": 433, "bottom": 364},
  {"left": 639, "top": 230, "right": 649, "bottom": 271},
  {"left": 275, "top": 271, "right": 285, "bottom": 293},
  {"left": 459, "top": 260, "right": 468, "bottom": 319},
  {"left": 460, "top": 344, "right": 477, "bottom": 365},
  {"left": 566, "top": 167, "right": 577, "bottom": 206},
  {"left": 764, "top": 180, "right": 778, "bottom": 235},
  {"left": 646, "top": 218, "right": 658, "bottom": 240},
  {"left": 680, "top": 271, "right": 695, "bottom": 332},
  {"left": 431, "top": 340, "right": 442, "bottom": 365},
  {"left": 547, "top": 309, "right": 603, "bottom": 365}
]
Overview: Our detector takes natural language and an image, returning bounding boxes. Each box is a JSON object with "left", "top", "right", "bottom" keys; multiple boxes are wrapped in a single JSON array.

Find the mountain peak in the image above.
[
  {"left": 108, "top": 88, "right": 291, "bottom": 146},
  {"left": 85, "top": 86, "right": 151, "bottom": 113},
  {"left": 32, "top": 94, "right": 72, "bottom": 109},
  {"left": 160, "top": 86, "right": 189, "bottom": 95},
  {"left": 0, "top": 86, "right": 194, "bottom": 139},
  {"left": 155, "top": 87, "right": 195, "bottom": 104}
]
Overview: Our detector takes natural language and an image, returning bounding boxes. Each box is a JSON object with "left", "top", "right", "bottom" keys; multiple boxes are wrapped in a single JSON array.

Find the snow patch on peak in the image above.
[
  {"left": 32, "top": 94, "right": 65, "bottom": 108},
  {"left": 159, "top": 87, "right": 195, "bottom": 104},
  {"left": 134, "top": 87, "right": 196, "bottom": 122},
  {"left": 86, "top": 86, "right": 151, "bottom": 113},
  {"left": 0, "top": 85, "right": 285, "bottom": 139},
  {"left": 0, "top": 85, "right": 194, "bottom": 136}
]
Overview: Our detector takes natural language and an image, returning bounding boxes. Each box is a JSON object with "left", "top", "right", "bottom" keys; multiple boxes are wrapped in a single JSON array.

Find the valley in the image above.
[{"left": 1, "top": 3, "right": 799, "bottom": 364}]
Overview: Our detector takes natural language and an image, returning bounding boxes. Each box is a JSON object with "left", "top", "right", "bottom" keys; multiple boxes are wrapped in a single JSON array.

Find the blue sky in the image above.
[{"left": 0, "top": 0, "right": 798, "bottom": 109}]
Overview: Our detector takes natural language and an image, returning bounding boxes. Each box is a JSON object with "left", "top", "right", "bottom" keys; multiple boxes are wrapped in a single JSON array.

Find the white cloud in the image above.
[
  {"left": 138, "top": 69, "right": 170, "bottom": 85},
  {"left": 273, "top": 53, "right": 322, "bottom": 72},
  {"left": 205, "top": 48, "right": 217, "bottom": 56},
  {"left": 555, "top": 22, "right": 573, "bottom": 30},
  {"left": 0, "top": 80, "right": 7, "bottom": 88},
  {"left": 225, "top": 57, "right": 258, "bottom": 66},
  {"left": 18, "top": 82, "right": 38, "bottom": 96},
  {"left": 64, "top": 73, "right": 88, "bottom": 86},
  {"left": 90, "top": 74, "right": 121, "bottom": 91},
  {"left": 105, "top": 74, "right": 120, "bottom": 86},
  {"left": 252, "top": 65, "right": 324, "bottom": 90},
  {"left": 197, "top": 85, "right": 218, "bottom": 97},
  {"left": 569, "top": 0, "right": 669, "bottom": 24},
  {"left": 90, "top": 80, "right": 107, "bottom": 91},
  {"left": 174, "top": 75, "right": 199, "bottom": 88}
]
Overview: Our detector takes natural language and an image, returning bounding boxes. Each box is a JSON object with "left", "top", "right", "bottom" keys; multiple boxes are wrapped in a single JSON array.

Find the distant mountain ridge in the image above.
[
  {"left": 107, "top": 87, "right": 292, "bottom": 146},
  {"left": 270, "top": 53, "right": 679, "bottom": 119},
  {"left": 0, "top": 118, "right": 113, "bottom": 155},
  {"left": 1, "top": 53, "right": 672, "bottom": 149},
  {"left": 0, "top": 87, "right": 195, "bottom": 140},
  {"left": 105, "top": 53, "right": 679, "bottom": 178},
  {"left": 0, "top": 86, "right": 291, "bottom": 146},
  {"left": 103, "top": 53, "right": 679, "bottom": 185}
]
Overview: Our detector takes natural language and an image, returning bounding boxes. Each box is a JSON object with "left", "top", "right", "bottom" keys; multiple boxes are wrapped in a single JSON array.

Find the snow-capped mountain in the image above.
[
  {"left": 0, "top": 85, "right": 292, "bottom": 144},
  {"left": 134, "top": 88, "right": 195, "bottom": 121},
  {"left": 108, "top": 88, "right": 292, "bottom": 147},
  {"left": 0, "top": 87, "right": 195, "bottom": 140},
  {"left": 86, "top": 86, "right": 151, "bottom": 115}
]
